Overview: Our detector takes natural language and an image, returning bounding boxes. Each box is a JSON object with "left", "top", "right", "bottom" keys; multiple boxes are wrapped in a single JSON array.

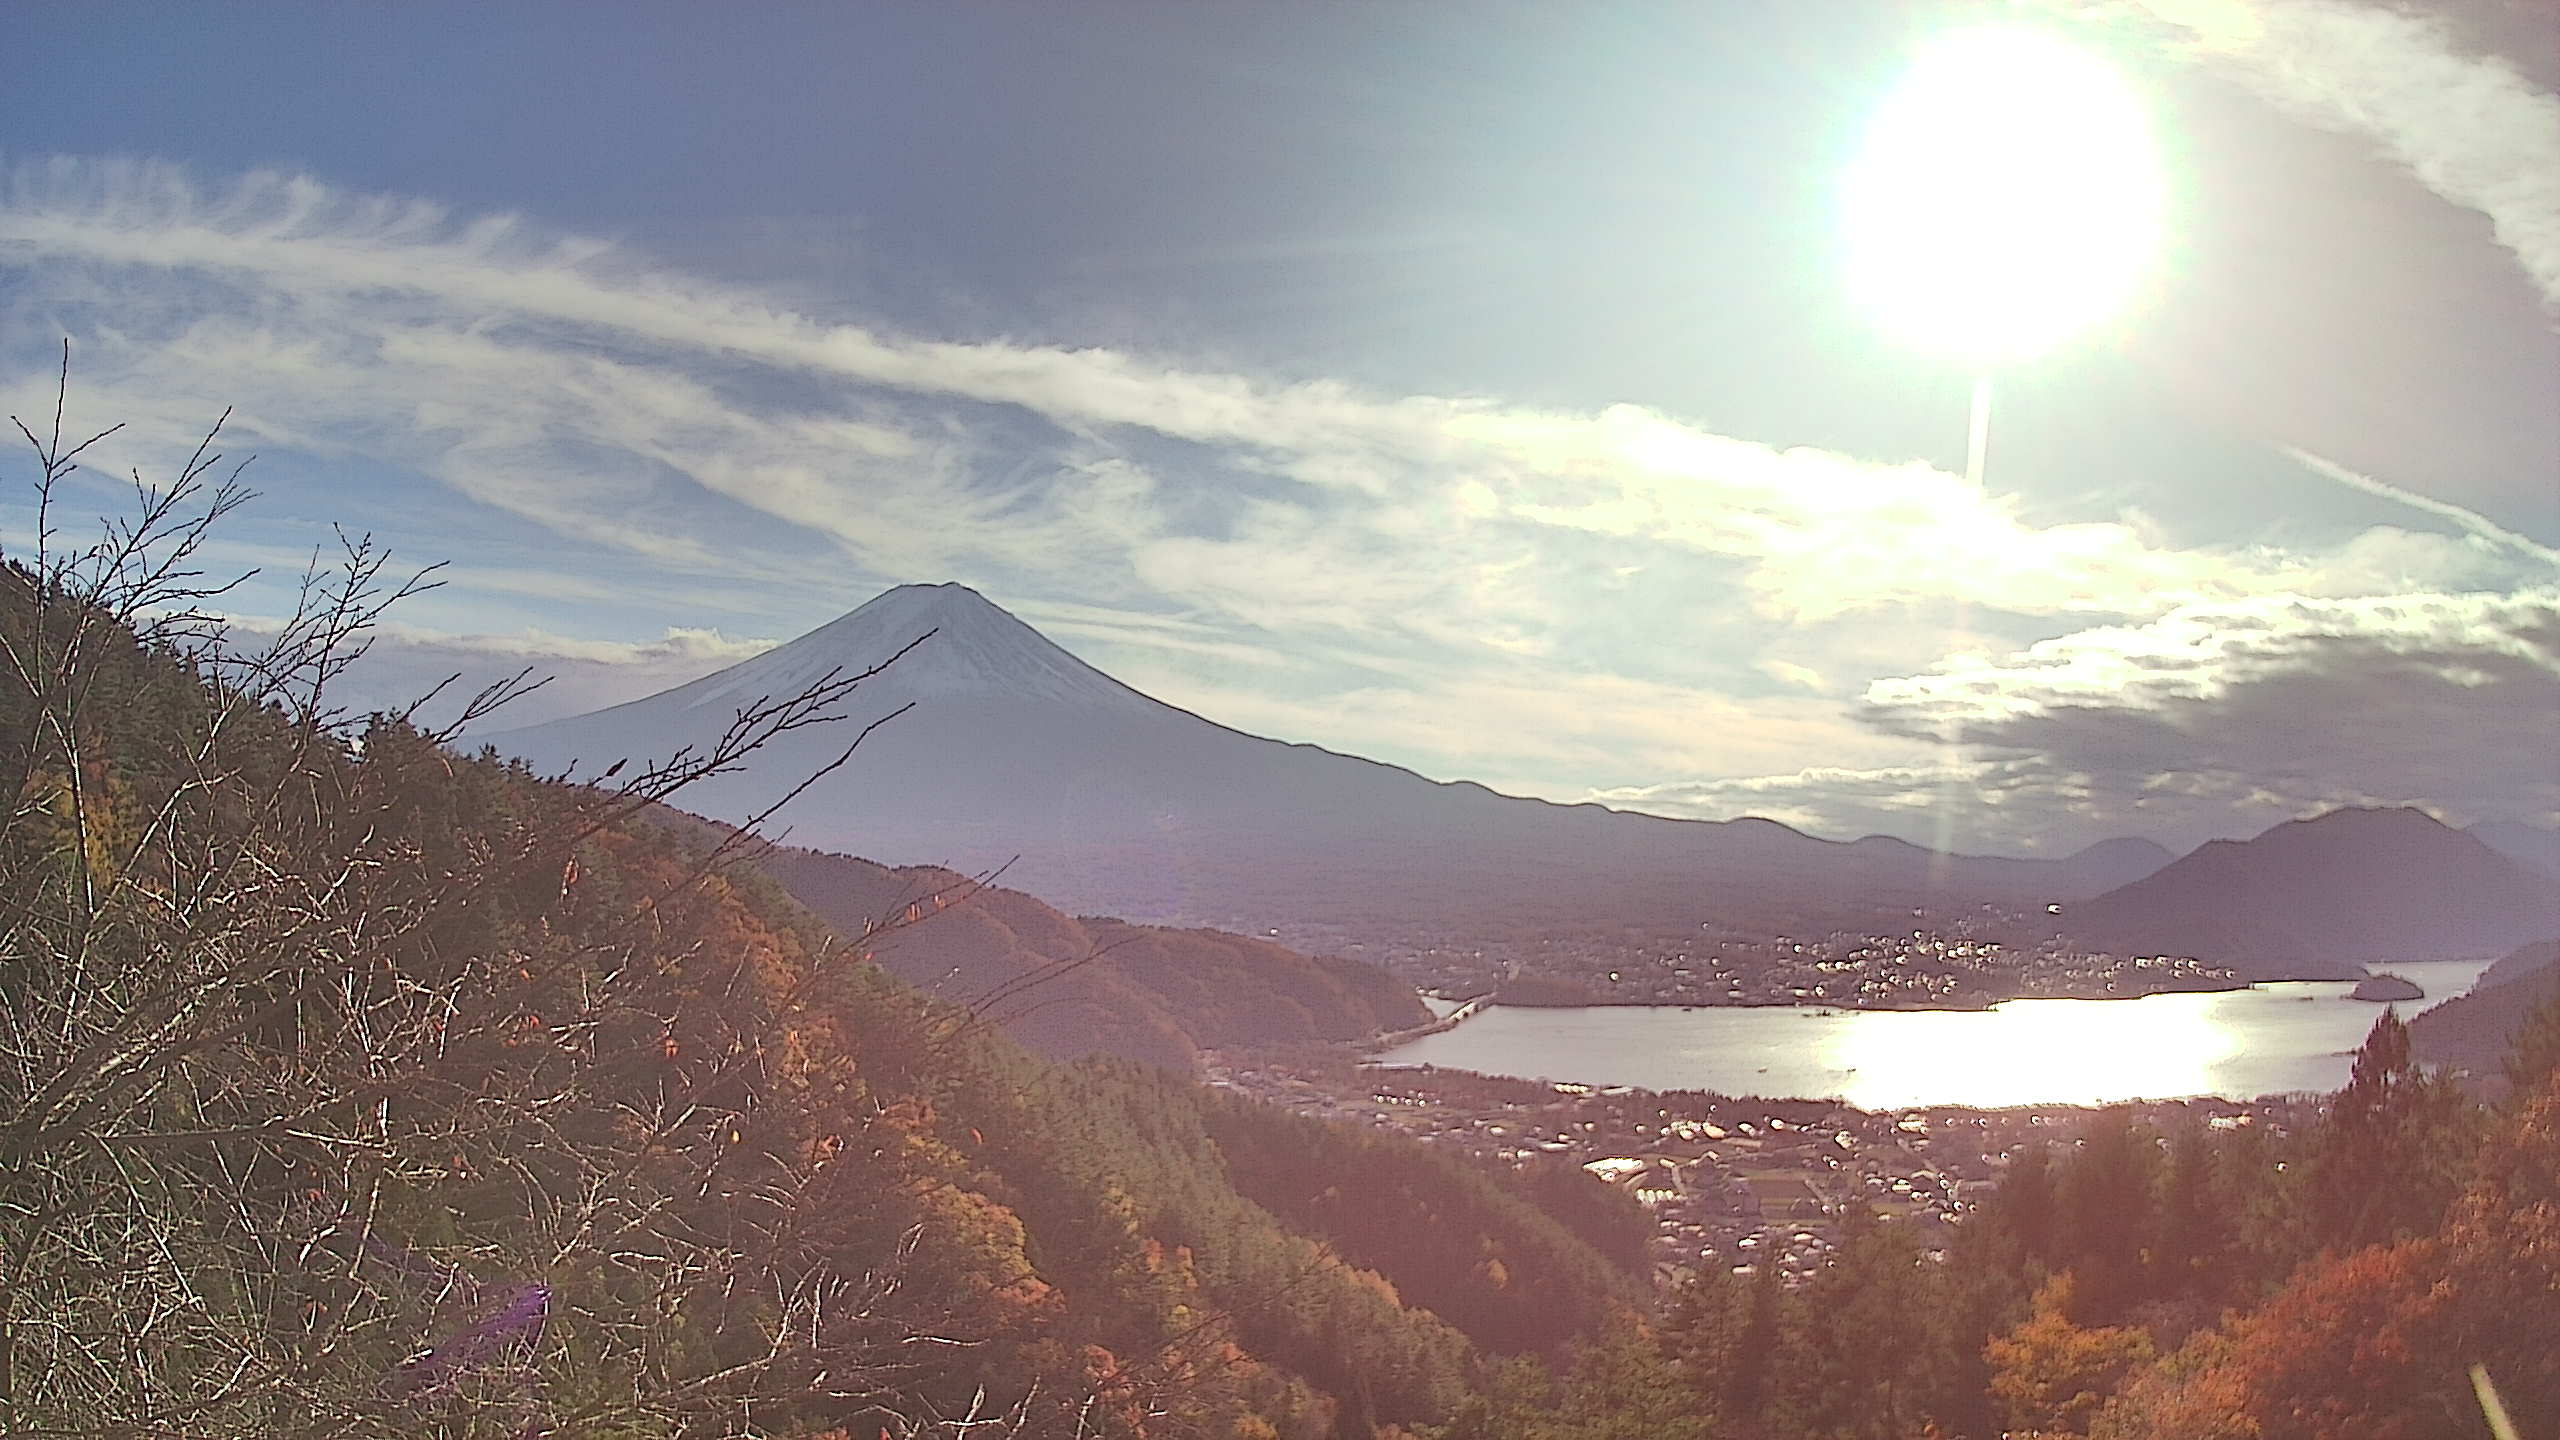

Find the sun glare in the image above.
[
  {"left": 1824, "top": 996, "right": 2241, "bottom": 1110},
  {"left": 1844, "top": 27, "right": 2166, "bottom": 365}
]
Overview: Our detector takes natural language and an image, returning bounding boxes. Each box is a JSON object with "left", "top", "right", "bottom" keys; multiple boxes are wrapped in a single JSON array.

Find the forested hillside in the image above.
[
  {"left": 2410, "top": 939, "right": 2560, "bottom": 1093},
  {"left": 756, "top": 845, "right": 1427, "bottom": 1070},
  {"left": 0, "top": 447, "right": 1634, "bottom": 1438},
  {"left": 1442, "top": 1003, "right": 2560, "bottom": 1440}
]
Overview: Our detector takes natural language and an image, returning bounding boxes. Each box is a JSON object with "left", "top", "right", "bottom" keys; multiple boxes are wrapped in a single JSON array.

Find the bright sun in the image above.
[{"left": 1843, "top": 27, "right": 2166, "bottom": 366}]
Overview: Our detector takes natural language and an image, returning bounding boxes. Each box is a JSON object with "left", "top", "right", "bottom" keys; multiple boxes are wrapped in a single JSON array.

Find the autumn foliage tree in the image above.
[
  {"left": 2091, "top": 1067, "right": 2559, "bottom": 1439},
  {"left": 1987, "top": 1274, "right": 2156, "bottom": 1438}
]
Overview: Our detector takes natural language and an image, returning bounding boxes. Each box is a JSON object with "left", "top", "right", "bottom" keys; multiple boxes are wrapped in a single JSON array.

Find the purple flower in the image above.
[
  {"left": 386, "top": 1281, "right": 551, "bottom": 1395},
  {"left": 362, "top": 1233, "right": 550, "bottom": 1400}
]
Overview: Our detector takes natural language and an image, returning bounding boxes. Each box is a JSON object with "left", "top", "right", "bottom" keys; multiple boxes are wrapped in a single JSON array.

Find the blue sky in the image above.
[{"left": 2, "top": 0, "right": 2555, "bottom": 853}]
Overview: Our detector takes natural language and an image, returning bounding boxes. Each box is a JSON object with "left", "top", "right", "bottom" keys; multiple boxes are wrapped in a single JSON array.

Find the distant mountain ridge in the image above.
[
  {"left": 2063, "top": 808, "right": 2560, "bottom": 980},
  {"left": 2472, "top": 819, "right": 2560, "bottom": 878},
  {"left": 2058, "top": 835, "right": 2181, "bottom": 893},
  {"left": 491, "top": 584, "right": 2175, "bottom": 944}
]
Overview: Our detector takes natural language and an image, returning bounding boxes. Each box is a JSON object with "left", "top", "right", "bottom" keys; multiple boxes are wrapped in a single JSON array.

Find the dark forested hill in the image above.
[
  {"left": 2476, "top": 936, "right": 2560, "bottom": 991},
  {"left": 1185, "top": 1074, "right": 1653, "bottom": 1355},
  {"left": 756, "top": 844, "right": 1428, "bottom": 1069},
  {"left": 2410, "top": 939, "right": 2560, "bottom": 1088},
  {"left": 2062, "top": 807, "right": 2559, "bottom": 979},
  {"left": 2473, "top": 819, "right": 2560, "bottom": 877}
]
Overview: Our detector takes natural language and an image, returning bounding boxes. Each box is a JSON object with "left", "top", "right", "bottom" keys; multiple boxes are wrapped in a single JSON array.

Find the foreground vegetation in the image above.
[
  {"left": 0, "top": 407, "right": 1639, "bottom": 1437},
  {"left": 1444, "top": 999, "right": 2560, "bottom": 1440},
  {"left": 4, "top": 397, "right": 2552, "bottom": 1437}
]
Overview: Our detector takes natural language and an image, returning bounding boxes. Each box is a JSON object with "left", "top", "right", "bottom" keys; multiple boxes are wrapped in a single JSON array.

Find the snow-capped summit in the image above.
[{"left": 661, "top": 583, "right": 1148, "bottom": 715}]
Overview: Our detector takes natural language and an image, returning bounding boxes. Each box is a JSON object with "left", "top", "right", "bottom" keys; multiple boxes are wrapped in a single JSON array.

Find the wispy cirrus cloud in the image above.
[
  {"left": 3, "top": 154, "right": 2550, "bottom": 849},
  {"left": 0, "top": 158, "right": 2447, "bottom": 631},
  {"left": 2129, "top": 0, "right": 2560, "bottom": 306},
  {"left": 2284, "top": 447, "right": 2560, "bottom": 566}
]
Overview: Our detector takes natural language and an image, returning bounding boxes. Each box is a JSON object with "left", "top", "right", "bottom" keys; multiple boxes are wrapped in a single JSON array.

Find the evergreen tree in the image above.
[
  {"left": 2144, "top": 1118, "right": 2227, "bottom": 1305},
  {"left": 2297, "top": 1010, "right": 2479, "bottom": 1254},
  {"left": 2055, "top": 1108, "right": 2160, "bottom": 1325},
  {"left": 1989, "top": 1141, "right": 2059, "bottom": 1270},
  {"left": 1783, "top": 1205, "right": 1936, "bottom": 1440},
  {"left": 1721, "top": 1259, "right": 1785, "bottom": 1436}
]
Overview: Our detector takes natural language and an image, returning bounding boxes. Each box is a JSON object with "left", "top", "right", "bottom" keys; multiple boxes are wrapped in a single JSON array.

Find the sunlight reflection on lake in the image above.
[{"left": 1378, "top": 958, "right": 2499, "bottom": 1108}]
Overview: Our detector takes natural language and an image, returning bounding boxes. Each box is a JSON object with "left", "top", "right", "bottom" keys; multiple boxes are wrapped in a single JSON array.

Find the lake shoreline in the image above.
[
  {"left": 1377, "top": 957, "right": 2497, "bottom": 1110},
  {"left": 1458, "top": 977, "right": 2256, "bottom": 1017}
]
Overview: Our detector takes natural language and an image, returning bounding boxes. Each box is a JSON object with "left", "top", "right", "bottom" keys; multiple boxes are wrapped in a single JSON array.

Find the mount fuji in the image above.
[{"left": 489, "top": 584, "right": 2167, "bottom": 937}]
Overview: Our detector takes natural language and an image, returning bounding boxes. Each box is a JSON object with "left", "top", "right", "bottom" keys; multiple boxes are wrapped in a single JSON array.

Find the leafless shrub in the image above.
[{"left": 0, "top": 352, "right": 1070, "bottom": 1438}]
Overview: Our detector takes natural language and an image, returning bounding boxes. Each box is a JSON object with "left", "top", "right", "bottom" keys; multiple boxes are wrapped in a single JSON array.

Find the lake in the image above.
[{"left": 1375, "top": 958, "right": 2501, "bottom": 1109}]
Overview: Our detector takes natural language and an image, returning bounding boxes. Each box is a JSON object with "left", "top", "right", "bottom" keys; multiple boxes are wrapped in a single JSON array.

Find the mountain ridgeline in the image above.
[
  {"left": 2472, "top": 818, "right": 2560, "bottom": 877},
  {"left": 495, "top": 583, "right": 2557, "bottom": 984},
  {"left": 2061, "top": 806, "right": 2559, "bottom": 979},
  {"left": 495, "top": 585, "right": 2169, "bottom": 943}
]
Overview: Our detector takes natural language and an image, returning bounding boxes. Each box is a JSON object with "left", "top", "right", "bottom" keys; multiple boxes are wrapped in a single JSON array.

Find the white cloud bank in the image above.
[{"left": 1603, "top": 588, "right": 2560, "bottom": 851}]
